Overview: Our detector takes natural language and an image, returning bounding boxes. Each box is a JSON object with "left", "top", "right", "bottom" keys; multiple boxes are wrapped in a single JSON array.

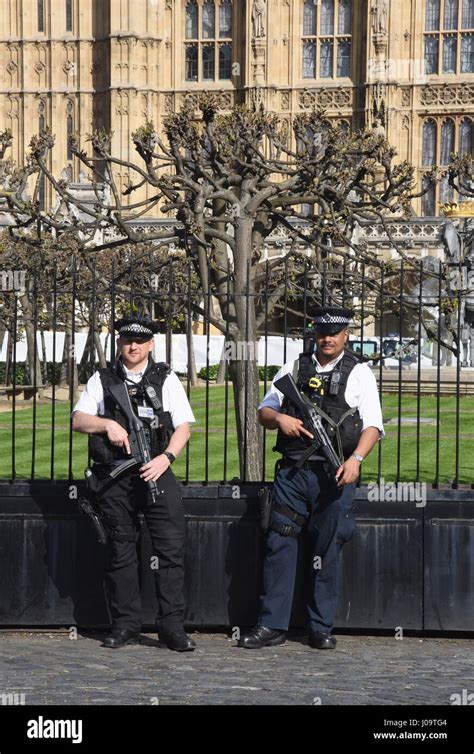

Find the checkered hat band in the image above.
[
  {"left": 119, "top": 323, "right": 153, "bottom": 335},
  {"left": 314, "top": 314, "right": 350, "bottom": 324}
]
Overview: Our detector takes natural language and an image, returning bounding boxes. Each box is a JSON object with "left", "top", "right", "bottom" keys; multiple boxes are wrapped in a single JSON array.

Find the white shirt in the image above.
[
  {"left": 259, "top": 351, "right": 384, "bottom": 435},
  {"left": 73, "top": 363, "right": 196, "bottom": 430}
]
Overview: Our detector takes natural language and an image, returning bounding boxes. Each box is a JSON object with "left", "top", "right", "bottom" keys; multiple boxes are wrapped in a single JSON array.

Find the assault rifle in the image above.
[
  {"left": 107, "top": 382, "right": 161, "bottom": 503},
  {"left": 274, "top": 373, "right": 342, "bottom": 477}
]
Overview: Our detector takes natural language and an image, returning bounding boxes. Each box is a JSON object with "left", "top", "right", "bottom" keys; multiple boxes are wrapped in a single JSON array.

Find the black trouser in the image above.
[
  {"left": 259, "top": 463, "right": 356, "bottom": 634},
  {"left": 95, "top": 466, "right": 185, "bottom": 634}
]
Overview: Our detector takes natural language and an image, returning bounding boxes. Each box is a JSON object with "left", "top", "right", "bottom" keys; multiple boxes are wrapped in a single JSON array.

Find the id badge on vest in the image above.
[{"left": 137, "top": 406, "right": 154, "bottom": 420}]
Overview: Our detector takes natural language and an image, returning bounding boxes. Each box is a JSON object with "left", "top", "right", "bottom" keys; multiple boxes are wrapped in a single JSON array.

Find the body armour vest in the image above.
[
  {"left": 89, "top": 357, "right": 173, "bottom": 465},
  {"left": 274, "top": 350, "right": 363, "bottom": 462}
]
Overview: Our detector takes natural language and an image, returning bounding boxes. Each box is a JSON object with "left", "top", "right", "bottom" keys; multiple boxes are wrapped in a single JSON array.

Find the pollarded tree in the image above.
[{"left": 1, "top": 101, "right": 434, "bottom": 480}]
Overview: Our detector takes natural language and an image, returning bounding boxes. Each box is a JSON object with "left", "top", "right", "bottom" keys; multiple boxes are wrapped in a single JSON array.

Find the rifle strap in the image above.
[
  {"left": 307, "top": 402, "right": 357, "bottom": 463},
  {"left": 295, "top": 444, "right": 319, "bottom": 468},
  {"left": 309, "top": 402, "right": 337, "bottom": 429}
]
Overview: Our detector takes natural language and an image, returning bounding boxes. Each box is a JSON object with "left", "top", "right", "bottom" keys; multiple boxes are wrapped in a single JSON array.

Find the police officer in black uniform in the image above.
[
  {"left": 238, "top": 307, "right": 383, "bottom": 650},
  {"left": 72, "top": 316, "right": 196, "bottom": 651}
]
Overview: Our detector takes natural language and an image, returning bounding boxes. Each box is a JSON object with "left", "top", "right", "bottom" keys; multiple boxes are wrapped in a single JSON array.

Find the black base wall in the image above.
[{"left": 0, "top": 483, "right": 472, "bottom": 631}]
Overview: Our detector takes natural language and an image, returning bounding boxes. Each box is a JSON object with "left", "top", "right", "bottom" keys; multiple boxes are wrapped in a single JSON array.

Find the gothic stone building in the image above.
[{"left": 0, "top": 0, "right": 473, "bottom": 217}]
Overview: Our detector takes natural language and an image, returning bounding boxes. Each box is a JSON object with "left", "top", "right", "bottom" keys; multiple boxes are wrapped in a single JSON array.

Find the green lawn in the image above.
[{"left": 0, "top": 387, "right": 472, "bottom": 485}]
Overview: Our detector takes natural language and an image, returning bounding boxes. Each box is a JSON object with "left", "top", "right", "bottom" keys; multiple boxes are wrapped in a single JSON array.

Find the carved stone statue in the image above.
[
  {"left": 461, "top": 322, "right": 474, "bottom": 367},
  {"left": 372, "top": 117, "right": 386, "bottom": 138},
  {"left": 442, "top": 220, "right": 461, "bottom": 264},
  {"left": 252, "top": 0, "right": 266, "bottom": 39},
  {"left": 371, "top": 0, "right": 388, "bottom": 35}
]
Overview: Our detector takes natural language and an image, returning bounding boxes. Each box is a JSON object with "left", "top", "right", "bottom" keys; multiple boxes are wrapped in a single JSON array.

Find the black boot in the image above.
[
  {"left": 237, "top": 625, "right": 286, "bottom": 649},
  {"left": 308, "top": 631, "right": 337, "bottom": 649},
  {"left": 158, "top": 628, "right": 196, "bottom": 652},
  {"left": 103, "top": 628, "right": 140, "bottom": 648}
]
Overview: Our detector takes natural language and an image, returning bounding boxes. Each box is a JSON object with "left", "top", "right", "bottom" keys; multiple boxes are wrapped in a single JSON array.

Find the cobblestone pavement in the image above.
[{"left": 0, "top": 630, "right": 472, "bottom": 706}]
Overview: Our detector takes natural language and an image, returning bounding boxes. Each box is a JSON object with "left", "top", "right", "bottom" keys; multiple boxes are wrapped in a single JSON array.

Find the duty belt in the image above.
[{"left": 279, "top": 456, "right": 326, "bottom": 470}]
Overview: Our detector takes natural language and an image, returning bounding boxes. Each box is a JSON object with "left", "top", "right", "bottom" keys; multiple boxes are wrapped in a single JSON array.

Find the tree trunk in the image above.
[
  {"left": 94, "top": 330, "right": 107, "bottom": 369},
  {"left": 104, "top": 333, "right": 110, "bottom": 364},
  {"left": 60, "top": 329, "right": 79, "bottom": 401},
  {"left": 228, "top": 345, "right": 262, "bottom": 482},
  {"left": 229, "top": 216, "right": 263, "bottom": 481},
  {"left": 78, "top": 329, "right": 93, "bottom": 381},
  {"left": 0, "top": 326, "right": 6, "bottom": 385},
  {"left": 40, "top": 329, "right": 48, "bottom": 385},
  {"left": 20, "top": 294, "right": 44, "bottom": 398},
  {"left": 4, "top": 328, "right": 13, "bottom": 385},
  {"left": 59, "top": 335, "right": 68, "bottom": 387},
  {"left": 216, "top": 342, "right": 227, "bottom": 384}
]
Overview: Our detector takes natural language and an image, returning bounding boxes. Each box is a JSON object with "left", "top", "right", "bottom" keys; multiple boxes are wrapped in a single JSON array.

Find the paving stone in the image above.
[{"left": 0, "top": 631, "right": 472, "bottom": 705}]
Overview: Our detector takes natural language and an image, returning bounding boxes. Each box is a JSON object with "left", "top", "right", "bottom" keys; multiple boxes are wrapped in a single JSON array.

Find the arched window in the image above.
[
  {"left": 422, "top": 119, "right": 437, "bottom": 166},
  {"left": 303, "top": 41, "right": 316, "bottom": 78},
  {"left": 202, "top": 44, "right": 215, "bottom": 79},
  {"left": 320, "top": 40, "right": 334, "bottom": 77},
  {"left": 425, "top": 35, "right": 439, "bottom": 73},
  {"left": 321, "top": 0, "right": 334, "bottom": 35},
  {"left": 460, "top": 32, "right": 474, "bottom": 72},
  {"left": 67, "top": 101, "right": 74, "bottom": 161},
  {"left": 219, "top": 44, "right": 231, "bottom": 79},
  {"left": 338, "top": 0, "right": 351, "bottom": 34},
  {"left": 444, "top": 0, "right": 458, "bottom": 29},
  {"left": 459, "top": 117, "right": 473, "bottom": 155},
  {"left": 303, "top": 0, "right": 317, "bottom": 36},
  {"left": 337, "top": 38, "right": 351, "bottom": 76},
  {"left": 302, "top": 0, "right": 351, "bottom": 80},
  {"left": 459, "top": 117, "right": 473, "bottom": 198},
  {"left": 38, "top": 0, "right": 44, "bottom": 32},
  {"left": 38, "top": 100, "right": 46, "bottom": 131},
  {"left": 202, "top": 0, "right": 216, "bottom": 39},
  {"left": 185, "top": 2, "right": 233, "bottom": 82},
  {"left": 66, "top": 0, "right": 73, "bottom": 32},
  {"left": 425, "top": 0, "right": 474, "bottom": 74},
  {"left": 186, "top": 1, "right": 198, "bottom": 39},
  {"left": 219, "top": 0, "right": 232, "bottom": 37},
  {"left": 442, "top": 34, "right": 457, "bottom": 72},
  {"left": 185, "top": 44, "right": 198, "bottom": 80},
  {"left": 421, "top": 175, "right": 436, "bottom": 216},
  {"left": 420, "top": 116, "right": 473, "bottom": 214},
  {"left": 425, "top": 0, "right": 440, "bottom": 31},
  {"left": 462, "top": 0, "right": 474, "bottom": 29},
  {"left": 440, "top": 118, "right": 455, "bottom": 164}
]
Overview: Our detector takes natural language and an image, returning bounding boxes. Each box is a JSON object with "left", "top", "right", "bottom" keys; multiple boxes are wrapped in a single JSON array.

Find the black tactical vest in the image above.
[
  {"left": 89, "top": 357, "right": 173, "bottom": 465},
  {"left": 274, "top": 350, "right": 363, "bottom": 461}
]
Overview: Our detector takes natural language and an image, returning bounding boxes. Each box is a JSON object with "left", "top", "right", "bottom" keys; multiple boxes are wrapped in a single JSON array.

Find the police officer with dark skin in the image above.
[
  {"left": 72, "top": 316, "right": 197, "bottom": 651},
  {"left": 238, "top": 307, "right": 383, "bottom": 650}
]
